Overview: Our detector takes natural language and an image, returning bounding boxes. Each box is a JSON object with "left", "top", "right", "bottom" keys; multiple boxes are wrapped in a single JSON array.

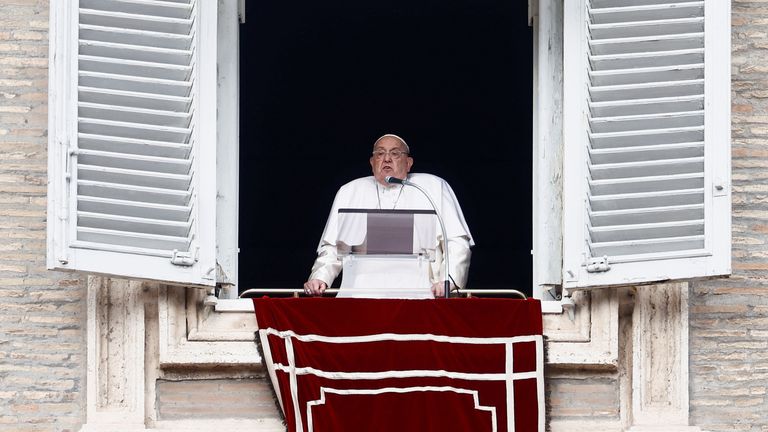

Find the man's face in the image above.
[{"left": 370, "top": 137, "right": 413, "bottom": 185}]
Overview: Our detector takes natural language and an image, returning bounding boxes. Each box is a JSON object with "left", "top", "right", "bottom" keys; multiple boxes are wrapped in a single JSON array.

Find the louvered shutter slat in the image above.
[
  {"left": 590, "top": 33, "right": 704, "bottom": 55},
  {"left": 589, "top": 142, "right": 703, "bottom": 164},
  {"left": 591, "top": 95, "right": 703, "bottom": 117},
  {"left": 80, "top": 0, "right": 194, "bottom": 20},
  {"left": 590, "top": 111, "right": 704, "bottom": 133},
  {"left": 590, "top": 158, "right": 704, "bottom": 180},
  {"left": 77, "top": 227, "right": 191, "bottom": 251},
  {"left": 78, "top": 165, "right": 191, "bottom": 190},
  {"left": 79, "top": 25, "right": 192, "bottom": 50},
  {"left": 591, "top": 0, "right": 702, "bottom": 8},
  {"left": 589, "top": 188, "right": 704, "bottom": 211},
  {"left": 591, "top": 49, "right": 704, "bottom": 71},
  {"left": 590, "top": 203, "right": 704, "bottom": 225},
  {"left": 590, "top": 18, "right": 703, "bottom": 39},
  {"left": 78, "top": 134, "right": 191, "bottom": 158},
  {"left": 77, "top": 149, "right": 192, "bottom": 174},
  {"left": 78, "top": 118, "right": 191, "bottom": 142},
  {"left": 79, "top": 87, "right": 192, "bottom": 111},
  {"left": 79, "top": 72, "right": 192, "bottom": 97},
  {"left": 591, "top": 80, "right": 703, "bottom": 102},
  {"left": 590, "top": 126, "right": 704, "bottom": 148},
  {"left": 78, "top": 196, "right": 191, "bottom": 221},
  {"left": 79, "top": 103, "right": 191, "bottom": 128},
  {"left": 590, "top": 3, "right": 704, "bottom": 24},
  {"left": 590, "top": 219, "right": 704, "bottom": 242},
  {"left": 77, "top": 124, "right": 191, "bottom": 146},
  {"left": 590, "top": 172, "right": 704, "bottom": 195},
  {"left": 591, "top": 65, "right": 703, "bottom": 86},
  {"left": 77, "top": 180, "right": 191, "bottom": 206},
  {"left": 79, "top": 41, "right": 193, "bottom": 66},
  {"left": 589, "top": 235, "right": 705, "bottom": 257},
  {"left": 78, "top": 57, "right": 192, "bottom": 81},
  {"left": 79, "top": 10, "right": 193, "bottom": 35},
  {"left": 78, "top": 212, "right": 192, "bottom": 237}
]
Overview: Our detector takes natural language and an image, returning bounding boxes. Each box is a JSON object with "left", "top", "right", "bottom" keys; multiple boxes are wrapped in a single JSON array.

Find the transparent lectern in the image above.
[{"left": 336, "top": 208, "right": 437, "bottom": 298}]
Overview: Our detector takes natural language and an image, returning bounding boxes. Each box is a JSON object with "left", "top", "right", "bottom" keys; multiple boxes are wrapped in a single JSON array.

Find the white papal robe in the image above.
[{"left": 309, "top": 173, "right": 474, "bottom": 291}]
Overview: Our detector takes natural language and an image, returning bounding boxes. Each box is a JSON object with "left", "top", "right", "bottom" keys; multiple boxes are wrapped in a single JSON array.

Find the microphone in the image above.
[{"left": 389, "top": 176, "right": 452, "bottom": 298}]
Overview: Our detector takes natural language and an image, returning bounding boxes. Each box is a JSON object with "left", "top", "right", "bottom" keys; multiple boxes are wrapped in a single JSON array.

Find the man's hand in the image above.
[
  {"left": 431, "top": 281, "right": 456, "bottom": 298},
  {"left": 304, "top": 279, "right": 327, "bottom": 296}
]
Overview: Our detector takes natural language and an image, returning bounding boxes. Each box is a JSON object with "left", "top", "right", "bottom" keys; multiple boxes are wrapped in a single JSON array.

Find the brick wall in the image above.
[
  {"left": 546, "top": 372, "right": 620, "bottom": 422},
  {"left": 689, "top": 2, "right": 768, "bottom": 431},
  {"left": 156, "top": 379, "right": 282, "bottom": 421},
  {"left": 0, "top": 1, "right": 87, "bottom": 431}
]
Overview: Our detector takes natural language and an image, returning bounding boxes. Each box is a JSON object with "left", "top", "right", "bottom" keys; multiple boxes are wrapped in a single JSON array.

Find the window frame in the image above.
[
  {"left": 531, "top": 0, "right": 566, "bottom": 313},
  {"left": 215, "top": 0, "right": 241, "bottom": 298},
  {"left": 73, "top": 0, "right": 620, "bottom": 371}
]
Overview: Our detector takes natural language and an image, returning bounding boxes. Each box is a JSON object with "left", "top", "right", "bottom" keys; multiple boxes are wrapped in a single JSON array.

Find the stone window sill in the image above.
[{"left": 159, "top": 287, "right": 619, "bottom": 368}]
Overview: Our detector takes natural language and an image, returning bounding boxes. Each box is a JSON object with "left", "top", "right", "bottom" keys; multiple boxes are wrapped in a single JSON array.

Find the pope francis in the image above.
[{"left": 303, "top": 134, "right": 474, "bottom": 298}]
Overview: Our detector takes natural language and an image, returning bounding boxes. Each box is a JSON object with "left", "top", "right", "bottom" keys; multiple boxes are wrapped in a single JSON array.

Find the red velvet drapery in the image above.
[{"left": 253, "top": 297, "right": 544, "bottom": 432}]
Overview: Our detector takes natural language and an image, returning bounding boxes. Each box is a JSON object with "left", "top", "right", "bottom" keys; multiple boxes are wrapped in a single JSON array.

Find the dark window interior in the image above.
[{"left": 238, "top": 0, "right": 533, "bottom": 294}]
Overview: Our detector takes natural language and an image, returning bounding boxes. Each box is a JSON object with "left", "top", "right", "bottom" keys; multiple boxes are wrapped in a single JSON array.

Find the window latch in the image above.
[
  {"left": 171, "top": 249, "right": 197, "bottom": 266},
  {"left": 585, "top": 255, "right": 610, "bottom": 273}
]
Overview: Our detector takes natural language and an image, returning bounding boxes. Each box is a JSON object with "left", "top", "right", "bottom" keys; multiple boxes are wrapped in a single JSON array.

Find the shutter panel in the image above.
[
  {"left": 48, "top": 0, "right": 219, "bottom": 286},
  {"left": 562, "top": 0, "right": 730, "bottom": 289}
]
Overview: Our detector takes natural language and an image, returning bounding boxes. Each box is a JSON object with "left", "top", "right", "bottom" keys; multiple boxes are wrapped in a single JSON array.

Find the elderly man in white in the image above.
[{"left": 303, "top": 134, "right": 474, "bottom": 298}]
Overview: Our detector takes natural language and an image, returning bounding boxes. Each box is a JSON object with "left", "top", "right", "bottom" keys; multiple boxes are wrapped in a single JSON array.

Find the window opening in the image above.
[{"left": 238, "top": 0, "right": 533, "bottom": 295}]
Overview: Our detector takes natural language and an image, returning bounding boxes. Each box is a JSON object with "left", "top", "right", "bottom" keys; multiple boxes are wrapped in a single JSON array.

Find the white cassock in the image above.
[{"left": 309, "top": 173, "right": 474, "bottom": 295}]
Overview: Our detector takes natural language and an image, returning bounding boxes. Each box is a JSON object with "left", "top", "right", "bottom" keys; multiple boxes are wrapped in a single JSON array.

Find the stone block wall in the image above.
[
  {"left": 689, "top": 1, "right": 768, "bottom": 430},
  {"left": 0, "top": 1, "right": 87, "bottom": 431}
]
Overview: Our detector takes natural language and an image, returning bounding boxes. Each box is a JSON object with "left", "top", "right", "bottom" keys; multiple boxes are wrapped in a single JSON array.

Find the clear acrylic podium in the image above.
[{"left": 335, "top": 209, "right": 437, "bottom": 298}]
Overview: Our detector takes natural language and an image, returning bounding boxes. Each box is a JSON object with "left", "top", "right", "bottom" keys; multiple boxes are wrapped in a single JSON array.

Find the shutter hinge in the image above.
[
  {"left": 58, "top": 140, "right": 74, "bottom": 221},
  {"left": 171, "top": 248, "right": 198, "bottom": 266},
  {"left": 585, "top": 255, "right": 610, "bottom": 273},
  {"left": 64, "top": 143, "right": 78, "bottom": 181}
]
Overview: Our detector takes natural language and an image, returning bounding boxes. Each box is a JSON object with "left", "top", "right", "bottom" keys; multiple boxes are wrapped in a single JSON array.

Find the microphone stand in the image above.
[{"left": 386, "top": 176, "right": 451, "bottom": 298}]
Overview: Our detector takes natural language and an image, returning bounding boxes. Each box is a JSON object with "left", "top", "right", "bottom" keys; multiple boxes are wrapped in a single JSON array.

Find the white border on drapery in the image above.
[{"left": 258, "top": 329, "right": 545, "bottom": 432}]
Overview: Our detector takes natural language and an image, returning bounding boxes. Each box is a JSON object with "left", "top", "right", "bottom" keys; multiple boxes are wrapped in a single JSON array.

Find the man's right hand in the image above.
[{"left": 303, "top": 279, "right": 327, "bottom": 296}]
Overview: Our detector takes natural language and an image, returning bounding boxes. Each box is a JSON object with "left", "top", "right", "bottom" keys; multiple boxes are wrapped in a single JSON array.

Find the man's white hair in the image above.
[{"left": 373, "top": 134, "right": 410, "bottom": 154}]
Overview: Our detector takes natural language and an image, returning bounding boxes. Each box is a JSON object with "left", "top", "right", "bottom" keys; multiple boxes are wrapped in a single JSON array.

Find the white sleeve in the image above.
[
  {"left": 439, "top": 178, "right": 474, "bottom": 246},
  {"left": 447, "top": 236, "right": 472, "bottom": 288},
  {"left": 308, "top": 243, "right": 341, "bottom": 286},
  {"left": 430, "top": 178, "right": 473, "bottom": 287},
  {"left": 308, "top": 185, "right": 345, "bottom": 285},
  {"left": 430, "top": 235, "right": 472, "bottom": 289}
]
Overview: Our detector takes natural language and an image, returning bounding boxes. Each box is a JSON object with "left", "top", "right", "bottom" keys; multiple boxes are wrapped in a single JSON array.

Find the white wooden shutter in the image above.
[
  {"left": 562, "top": 0, "right": 731, "bottom": 289},
  {"left": 48, "top": 0, "right": 219, "bottom": 286}
]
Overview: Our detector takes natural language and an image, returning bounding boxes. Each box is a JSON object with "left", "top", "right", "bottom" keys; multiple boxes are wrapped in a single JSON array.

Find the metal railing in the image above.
[{"left": 239, "top": 288, "right": 527, "bottom": 299}]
